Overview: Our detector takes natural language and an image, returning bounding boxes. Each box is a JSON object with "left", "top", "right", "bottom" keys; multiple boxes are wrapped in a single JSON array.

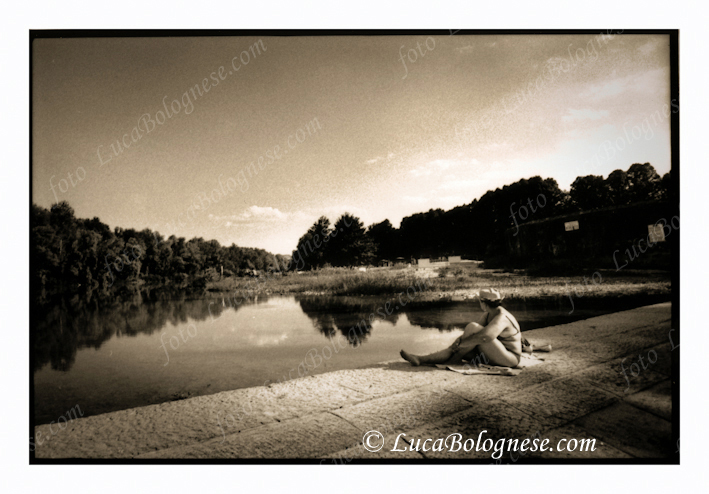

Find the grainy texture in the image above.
[{"left": 34, "top": 303, "right": 674, "bottom": 460}]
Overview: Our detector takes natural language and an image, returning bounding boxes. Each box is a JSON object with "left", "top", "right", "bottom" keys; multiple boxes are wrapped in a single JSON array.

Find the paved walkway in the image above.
[{"left": 34, "top": 303, "right": 674, "bottom": 460}]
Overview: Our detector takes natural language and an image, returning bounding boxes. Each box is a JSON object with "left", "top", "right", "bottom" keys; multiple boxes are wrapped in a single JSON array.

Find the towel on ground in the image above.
[{"left": 436, "top": 353, "right": 546, "bottom": 376}]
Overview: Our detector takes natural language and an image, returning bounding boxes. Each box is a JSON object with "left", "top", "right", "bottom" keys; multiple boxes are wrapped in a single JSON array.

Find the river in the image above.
[{"left": 32, "top": 291, "right": 669, "bottom": 424}]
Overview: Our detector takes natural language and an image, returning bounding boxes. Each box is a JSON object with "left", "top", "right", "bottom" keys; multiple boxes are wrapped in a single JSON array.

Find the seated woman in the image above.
[{"left": 400, "top": 288, "right": 522, "bottom": 368}]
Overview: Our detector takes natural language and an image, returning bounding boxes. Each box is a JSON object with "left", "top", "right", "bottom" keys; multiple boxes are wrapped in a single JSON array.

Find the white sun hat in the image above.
[{"left": 477, "top": 288, "right": 503, "bottom": 302}]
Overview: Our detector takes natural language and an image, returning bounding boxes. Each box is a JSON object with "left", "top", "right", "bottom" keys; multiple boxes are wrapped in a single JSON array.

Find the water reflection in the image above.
[
  {"left": 32, "top": 290, "right": 246, "bottom": 373},
  {"left": 33, "top": 290, "right": 671, "bottom": 375},
  {"left": 32, "top": 290, "right": 671, "bottom": 424},
  {"left": 296, "top": 295, "right": 404, "bottom": 347}
]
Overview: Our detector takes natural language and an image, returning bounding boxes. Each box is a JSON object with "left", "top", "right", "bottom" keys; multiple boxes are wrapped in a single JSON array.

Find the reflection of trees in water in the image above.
[
  {"left": 32, "top": 290, "right": 254, "bottom": 373},
  {"left": 297, "top": 296, "right": 403, "bottom": 347},
  {"left": 404, "top": 310, "right": 470, "bottom": 332},
  {"left": 295, "top": 295, "right": 490, "bottom": 346},
  {"left": 298, "top": 296, "right": 500, "bottom": 341}
]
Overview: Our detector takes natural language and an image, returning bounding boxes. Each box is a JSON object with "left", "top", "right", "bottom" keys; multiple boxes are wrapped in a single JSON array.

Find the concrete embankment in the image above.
[{"left": 34, "top": 303, "right": 674, "bottom": 460}]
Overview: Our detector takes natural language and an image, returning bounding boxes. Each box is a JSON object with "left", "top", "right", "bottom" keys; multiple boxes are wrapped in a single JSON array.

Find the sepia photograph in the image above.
[
  {"left": 28, "top": 29, "right": 680, "bottom": 466},
  {"left": 4, "top": 0, "right": 707, "bottom": 487},
  {"left": 27, "top": 29, "right": 681, "bottom": 465}
]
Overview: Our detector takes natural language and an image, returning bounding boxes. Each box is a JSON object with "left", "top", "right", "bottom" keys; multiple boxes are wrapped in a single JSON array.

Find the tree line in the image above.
[
  {"left": 32, "top": 162, "right": 671, "bottom": 302},
  {"left": 31, "top": 202, "right": 290, "bottom": 304},
  {"left": 293, "top": 163, "right": 672, "bottom": 268}
]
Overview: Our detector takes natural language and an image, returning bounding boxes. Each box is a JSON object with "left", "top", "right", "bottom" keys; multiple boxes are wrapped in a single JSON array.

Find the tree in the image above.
[
  {"left": 605, "top": 169, "right": 630, "bottom": 206},
  {"left": 31, "top": 201, "right": 289, "bottom": 303},
  {"left": 292, "top": 216, "right": 332, "bottom": 270},
  {"left": 658, "top": 171, "right": 672, "bottom": 201},
  {"left": 366, "top": 219, "right": 398, "bottom": 261},
  {"left": 570, "top": 175, "right": 612, "bottom": 211},
  {"left": 327, "top": 214, "right": 376, "bottom": 267},
  {"left": 627, "top": 162, "right": 661, "bottom": 202}
]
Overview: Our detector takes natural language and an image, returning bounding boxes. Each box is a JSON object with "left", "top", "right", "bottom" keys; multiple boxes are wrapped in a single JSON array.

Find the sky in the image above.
[{"left": 32, "top": 34, "right": 672, "bottom": 254}]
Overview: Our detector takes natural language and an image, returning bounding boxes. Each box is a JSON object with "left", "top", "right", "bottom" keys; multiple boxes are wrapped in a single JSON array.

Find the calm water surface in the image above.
[{"left": 33, "top": 293, "right": 665, "bottom": 424}]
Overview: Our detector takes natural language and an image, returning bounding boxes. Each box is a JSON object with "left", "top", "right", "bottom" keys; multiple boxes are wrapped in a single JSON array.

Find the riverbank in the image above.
[
  {"left": 206, "top": 265, "right": 671, "bottom": 302},
  {"left": 33, "top": 302, "right": 674, "bottom": 460}
]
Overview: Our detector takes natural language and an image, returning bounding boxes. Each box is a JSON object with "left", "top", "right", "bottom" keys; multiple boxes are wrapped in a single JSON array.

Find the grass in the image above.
[
  {"left": 206, "top": 264, "right": 671, "bottom": 302},
  {"left": 207, "top": 267, "right": 431, "bottom": 296}
]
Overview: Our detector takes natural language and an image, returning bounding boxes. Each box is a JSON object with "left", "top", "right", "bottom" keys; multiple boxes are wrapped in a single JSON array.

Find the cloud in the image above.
[
  {"left": 240, "top": 206, "right": 288, "bottom": 221},
  {"left": 210, "top": 206, "right": 294, "bottom": 226},
  {"left": 562, "top": 109, "right": 609, "bottom": 122},
  {"left": 637, "top": 38, "right": 663, "bottom": 57},
  {"left": 366, "top": 152, "right": 396, "bottom": 165},
  {"left": 584, "top": 81, "right": 625, "bottom": 100},
  {"left": 410, "top": 158, "right": 479, "bottom": 177},
  {"left": 244, "top": 333, "right": 289, "bottom": 346},
  {"left": 580, "top": 68, "right": 668, "bottom": 103}
]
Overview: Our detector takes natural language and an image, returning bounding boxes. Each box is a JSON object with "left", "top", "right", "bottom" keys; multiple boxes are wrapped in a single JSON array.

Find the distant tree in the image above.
[
  {"left": 292, "top": 216, "right": 333, "bottom": 270},
  {"left": 366, "top": 219, "right": 398, "bottom": 261},
  {"left": 605, "top": 169, "right": 630, "bottom": 206},
  {"left": 399, "top": 208, "right": 447, "bottom": 259},
  {"left": 627, "top": 162, "right": 662, "bottom": 202},
  {"left": 30, "top": 201, "right": 288, "bottom": 303},
  {"left": 658, "top": 171, "right": 672, "bottom": 201},
  {"left": 327, "top": 214, "right": 376, "bottom": 266},
  {"left": 49, "top": 201, "right": 76, "bottom": 233},
  {"left": 274, "top": 254, "right": 291, "bottom": 271},
  {"left": 570, "top": 175, "right": 612, "bottom": 211}
]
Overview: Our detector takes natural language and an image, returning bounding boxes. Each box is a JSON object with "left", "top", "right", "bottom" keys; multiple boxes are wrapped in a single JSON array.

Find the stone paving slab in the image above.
[
  {"left": 319, "top": 362, "right": 470, "bottom": 398},
  {"left": 573, "top": 402, "right": 673, "bottom": 458},
  {"left": 333, "top": 384, "right": 472, "bottom": 434},
  {"left": 623, "top": 379, "right": 672, "bottom": 421},
  {"left": 33, "top": 375, "right": 371, "bottom": 458},
  {"left": 442, "top": 365, "right": 557, "bottom": 403},
  {"left": 574, "top": 357, "right": 668, "bottom": 397},
  {"left": 499, "top": 376, "right": 620, "bottom": 427},
  {"left": 523, "top": 423, "right": 633, "bottom": 460},
  {"left": 645, "top": 342, "right": 674, "bottom": 377},
  {"left": 137, "top": 412, "right": 362, "bottom": 459},
  {"left": 34, "top": 302, "right": 674, "bottom": 460}
]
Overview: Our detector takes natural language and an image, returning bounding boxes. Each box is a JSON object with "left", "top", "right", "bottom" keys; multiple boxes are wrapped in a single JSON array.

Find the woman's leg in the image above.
[
  {"left": 400, "top": 347, "right": 455, "bottom": 366},
  {"left": 477, "top": 339, "right": 521, "bottom": 367},
  {"left": 400, "top": 323, "right": 487, "bottom": 366},
  {"left": 461, "top": 322, "right": 485, "bottom": 339}
]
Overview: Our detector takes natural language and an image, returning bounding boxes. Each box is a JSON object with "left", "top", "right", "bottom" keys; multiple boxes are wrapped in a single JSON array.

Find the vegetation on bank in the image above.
[
  {"left": 294, "top": 163, "right": 672, "bottom": 268},
  {"left": 31, "top": 202, "right": 289, "bottom": 304},
  {"left": 206, "top": 264, "right": 671, "bottom": 301},
  {"left": 32, "top": 163, "right": 672, "bottom": 304}
]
